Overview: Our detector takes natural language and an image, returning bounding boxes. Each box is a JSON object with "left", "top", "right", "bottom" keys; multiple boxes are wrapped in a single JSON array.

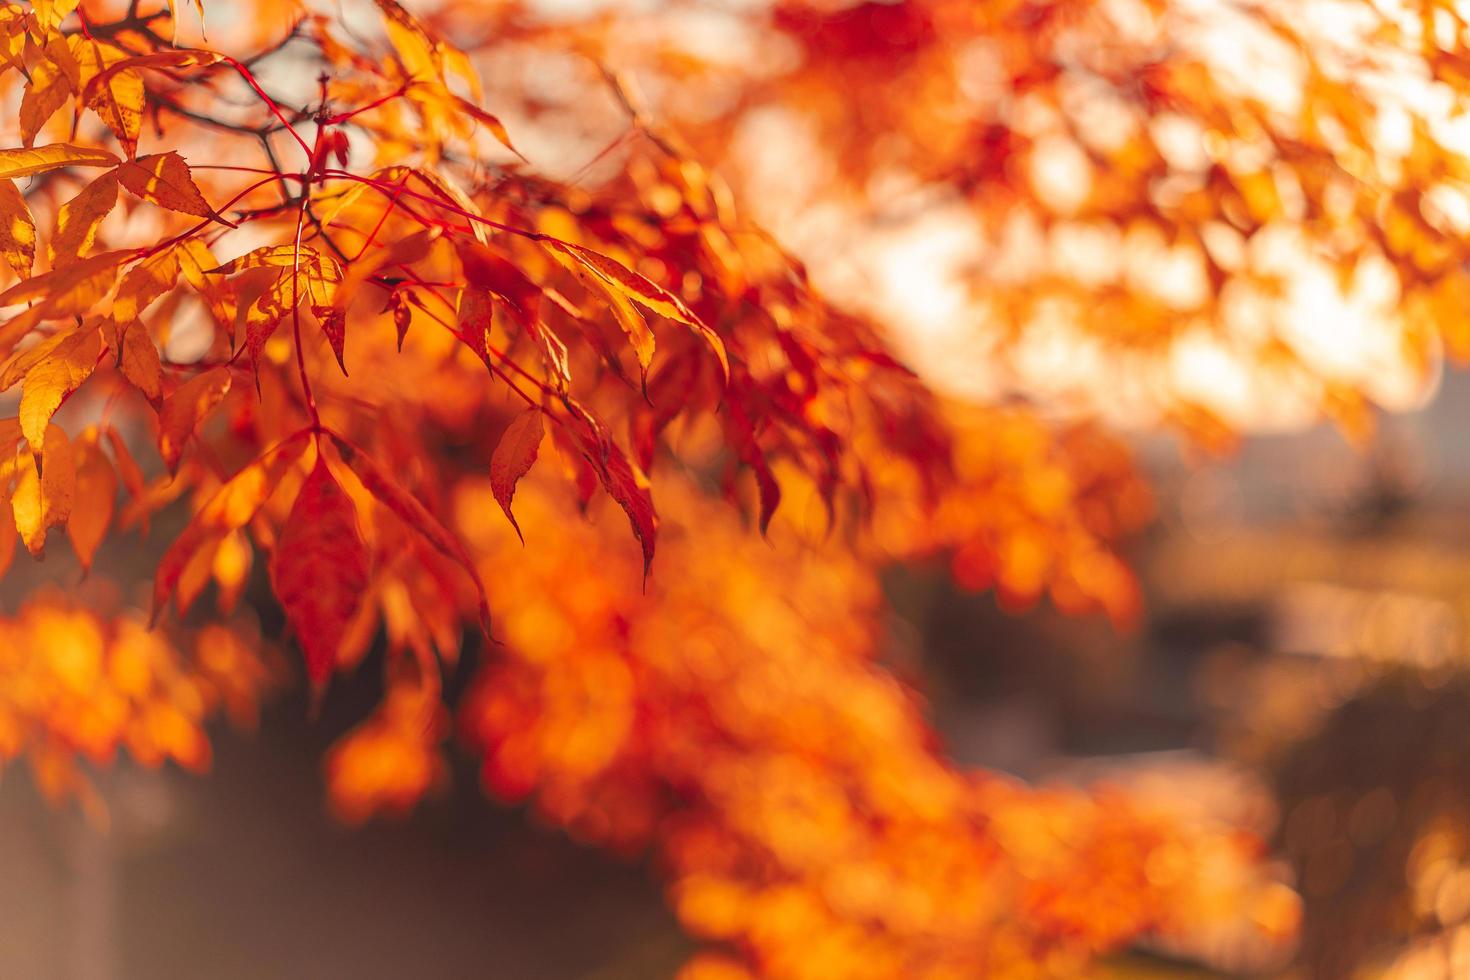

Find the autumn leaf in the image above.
[
  {"left": 18, "top": 54, "right": 72, "bottom": 149},
  {"left": 12, "top": 423, "right": 74, "bottom": 556},
  {"left": 0, "top": 143, "right": 120, "bottom": 179},
  {"left": 0, "top": 179, "right": 36, "bottom": 281},
  {"left": 152, "top": 431, "right": 310, "bottom": 621},
  {"left": 547, "top": 243, "right": 654, "bottom": 376},
  {"left": 47, "top": 172, "right": 119, "bottom": 268},
  {"left": 316, "top": 304, "right": 348, "bottom": 375},
  {"left": 79, "top": 50, "right": 222, "bottom": 101},
  {"left": 107, "top": 318, "right": 163, "bottom": 404},
  {"left": 111, "top": 244, "right": 182, "bottom": 322},
  {"left": 75, "top": 40, "right": 145, "bottom": 158},
  {"left": 270, "top": 453, "right": 371, "bottom": 691},
  {"left": 490, "top": 407, "right": 543, "bottom": 542},
  {"left": 67, "top": 431, "right": 117, "bottom": 573},
  {"left": 564, "top": 405, "right": 658, "bottom": 577},
  {"left": 104, "top": 426, "right": 145, "bottom": 502},
  {"left": 157, "top": 366, "right": 231, "bottom": 471},
  {"left": 19, "top": 326, "right": 100, "bottom": 451},
  {"left": 330, "top": 433, "right": 491, "bottom": 637},
  {"left": 117, "top": 153, "right": 232, "bottom": 224},
  {"left": 545, "top": 241, "right": 729, "bottom": 381},
  {"left": 31, "top": 0, "right": 81, "bottom": 32}
]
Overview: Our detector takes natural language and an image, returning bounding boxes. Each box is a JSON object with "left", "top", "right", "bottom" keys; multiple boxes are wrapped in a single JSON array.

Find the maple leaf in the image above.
[
  {"left": 0, "top": 143, "right": 119, "bottom": 179},
  {"left": 18, "top": 326, "right": 99, "bottom": 451},
  {"left": 0, "top": 179, "right": 35, "bottom": 281},
  {"left": 116, "top": 152, "right": 232, "bottom": 225},
  {"left": 11, "top": 423, "right": 74, "bottom": 556},
  {"left": 67, "top": 431, "right": 117, "bottom": 573},
  {"left": 270, "top": 452, "right": 371, "bottom": 691},
  {"left": 152, "top": 431, "right": 311, "bottom": 622},
  {"left": 106, "top": 318, "right": 163, "bottom": 404},
  {"left": 157, "top": 366, "right": 232, "bottom": 472},
  {"left": 330, "top": 433, "right": 491, "bottom": 638},
  {"left": 47, "top": 172, "right": 118, "bottom": 268},
  {"left": 489, "top": 407, "right": 543, "bottom": 542}
]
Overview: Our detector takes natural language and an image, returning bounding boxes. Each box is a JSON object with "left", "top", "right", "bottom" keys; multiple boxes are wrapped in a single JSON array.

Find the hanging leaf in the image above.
[
  {"left": 330, "top": 433, "right": 491, "bottom": 637},
  {"left": 75, "top": 40, "right": 145, "bottom": 158},
  {"left": 270, "top": 453, "right": 371, "bottom": 691},
  {"left": 0, "top": 179, "right": 36, "bottom": 281},
  {"left": 47, "top": 172, "right": 119, "bottom": 268},
  {"left": 157, "top": 366, "right": 231, "bottom": 471},
  {"left": 489, "top": 407, "right": 543, "bottom": 542},
  {"left": 67, "top": 430, "right": 116, "bottom": 573},
  {"left": 12, "top": 423, "right": 74, "bottom": 556},
  {"left": 107, "top": 318, "right": 163, "bottom": 404},
  {"left": 544, "top": 241, "right": 729, "bottom": 381},
  {"left": 19, "top": 325, "right": 100, "bottom": 451},
  {"left": 152, "top": 431, "right": 310, "bottom": 621}
]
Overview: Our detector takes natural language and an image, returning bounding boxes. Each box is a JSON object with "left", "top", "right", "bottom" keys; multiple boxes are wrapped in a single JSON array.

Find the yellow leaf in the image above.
[
  {"left": 0, "top": 142, "right": 119, "bottom": 179},
  {"left": 112, "top": 244, "right": 181, "bottom": 322},
  {"left": 30, "top": 0, "right": 81, "bottom": 32},
  {"left": 0, "top": 179, "right": 36, "bottom": 281},
  {"left": 67, "top": 430, "right": 115, "bottom": 572},
  {"left": 117, "top": 152, "right": 228, "bottom": 223},
  {"left": 19, "top": 51, "right": 73, "bottom": 148},
  {"left": 0, "top": 251, "right": 124, "bottom": 357},
  {"left": 75, "top": 40, "right": 143, "bottom": 158},
  {"left": 20, "top": 327, "right": 99, "bottom": 451},
  {"left": 157, "top": 366, "right": 231, "bottom": 471},
  {"left": 47, "top": 172, "right": 118, "bottom": 268},
  {"left": 12, "top": 424, "right": 74, "bottom": 556}
]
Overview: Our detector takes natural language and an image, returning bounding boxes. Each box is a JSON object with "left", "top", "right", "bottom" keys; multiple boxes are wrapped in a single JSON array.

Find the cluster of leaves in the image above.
[
  {"left": 0, "top": 0, "right": 1379, "bottom": 975},
  {"left": 535, "top": 0, "right": 1470, "bottom": 432},
  {"left": 411, "top": 469, "right": 1297, "bottom": 979},
  {"left": 0, "top": 589, "right": 272, "bottom": 824}
]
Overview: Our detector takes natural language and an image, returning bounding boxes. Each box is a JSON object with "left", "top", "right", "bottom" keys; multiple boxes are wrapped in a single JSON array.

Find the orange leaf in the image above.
[
  {"left": 18, "top": 54, "right": 71, "bottom": 149},
  {"left": 545, "top": 241, "right": 729, "bottom": 381},
  {"left": 157, "top": 366, "right": 231, "bottom": 471},
  {"left": 331, "top": 433, "right": 491, "bottom": 637},
  {"left": 152, "top": 431, "right": 311, "bottom": 621},
  {"left": 0, "top": 143, "right": 119, "bottom": 179},
  {"left": 270, "top": 453, "right": 371, "bottom": 690},
  {"left": 76, "top": 40, "right": 144, "bottom": 158},
  {"left": 67, "top": 431, "right": 116, "bottom": 572},
  {"left": 48, "top": 172, "right": 119, "bottom": 268},
  {"left": 0, "top": 250, "right": 126, "bottom": 341},
  {"left": 107, "top": 318, "right": 163, "bottom": 404},
  {"left": 117, "top": 152, "right": 231, "bottom": 224},
  {"left": 489, "top": 407, "right": 543, "bottom": 542},
  {"left": 111, "top": 244, "right": 181, "bottom": 322}
]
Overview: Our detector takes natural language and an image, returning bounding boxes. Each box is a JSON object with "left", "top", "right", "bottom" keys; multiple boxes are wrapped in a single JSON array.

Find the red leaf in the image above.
[
  {"left": 489, "top": 408, "right": 543, "bottom": 542},
  {"left": 270, "top": 453, "right": 370, "bottom": 691},
  {"left": 331, "top": 434, "right": 491, "bottom": 637}
]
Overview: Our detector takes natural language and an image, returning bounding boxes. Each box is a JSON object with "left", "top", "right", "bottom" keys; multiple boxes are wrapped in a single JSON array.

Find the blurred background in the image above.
[{"left": 5, "top": 373, "right": 1470, "bottom": 976}]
